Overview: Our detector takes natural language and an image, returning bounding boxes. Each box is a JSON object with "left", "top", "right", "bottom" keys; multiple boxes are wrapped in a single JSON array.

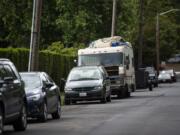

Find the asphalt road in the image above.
[{"left": 3, "top": 82, "right": 180, "bottom": 135}]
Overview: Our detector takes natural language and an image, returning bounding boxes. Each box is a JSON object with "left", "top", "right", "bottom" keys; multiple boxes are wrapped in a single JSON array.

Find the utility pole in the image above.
[
  {"left": 28, "top": 0, "right": 43, "bottom": 71},
  {"left": 156, "top": 13, "right": 160, "bottom": 74},
  {"left": 138, "top": 0, "right": 144, "bottom": 68},
  {"left": 111, "top": 0, "right": 117, "bottom": 37},
  {"left": 155, "top": 9, "right": 180, "bottom": 74}
]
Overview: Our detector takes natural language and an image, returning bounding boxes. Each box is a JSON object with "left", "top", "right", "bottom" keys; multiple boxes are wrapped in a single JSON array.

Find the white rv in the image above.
[{"left": 78, "top": 36, "right": 136, "bottom": 98}]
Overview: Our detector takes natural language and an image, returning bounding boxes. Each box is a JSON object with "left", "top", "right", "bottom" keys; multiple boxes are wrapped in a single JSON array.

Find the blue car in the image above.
[{"left": 20, "top": 72, "right": 61, "bottom": 122}]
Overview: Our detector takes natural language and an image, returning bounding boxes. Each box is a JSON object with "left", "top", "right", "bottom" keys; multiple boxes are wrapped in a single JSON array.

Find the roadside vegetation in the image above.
[
  {"left": 0, "top": 0, "right": 180, "bottom": 90},
  {"left": 0, "top": 47, "right": 75, "bottom": 91}
]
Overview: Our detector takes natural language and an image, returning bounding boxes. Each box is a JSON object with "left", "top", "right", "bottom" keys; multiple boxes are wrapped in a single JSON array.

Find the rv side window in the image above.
[
  {"left": 125, "top": 56, "right": 130, "bottom": 70},
  {"left": 132, "top": 58, "right": 134, "bottom": 67}
]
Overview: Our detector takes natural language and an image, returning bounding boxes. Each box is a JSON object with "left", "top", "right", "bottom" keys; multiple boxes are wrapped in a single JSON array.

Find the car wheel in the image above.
[
  {"left": 52, "top": 101, "right": 61, "bottom": 119},
  {"left": 117, "top": 92, "right": 121, "bottom": 99},
  {"left": 13, "top": 105, "right": 27, "bottom": 131},
  {"left": 149, "top": 84, "right": 153, "bottom": 91},
  {"left": 154, "top": 83, "right": 158, "bottom": 87},
  {"left": 72, "top": 100, "right": 77, "bottom": 104},
  {"left": 39, "top": 103, "right": 48, "bottom": 122},
  {"left": 100, "top": 94, "right": 107, "bottom": 104},
  {"left": 126, "top": 91, "right": 131, "bottom": 97},
  {"left": 106, "top": 94, "right": 111, "bottom": 102},
  {"left": 125, "top": 86, "right": 131, "bottom": 98},
  {"left": 0, "top": 108, "right": 4, "bottom": 134},
  {"left": 117, "top": 88, "right": 124, "bottom": 99},
  {"left": 131, "top": 84, "right": 135, "bottom": 92}
]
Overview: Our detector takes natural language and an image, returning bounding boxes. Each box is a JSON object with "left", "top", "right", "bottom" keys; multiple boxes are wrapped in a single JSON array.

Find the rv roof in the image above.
[
  {"left": 89, "top": 36, "right": 123, "bottom": 48},
  {"left": 78, "top": 45, "right": 126, "bottom": 55}
]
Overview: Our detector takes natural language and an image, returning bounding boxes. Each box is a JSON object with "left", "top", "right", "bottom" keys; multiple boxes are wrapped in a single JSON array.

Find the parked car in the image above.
[
  {"left": 145, "top": 67, "right": 158, "bottom": 87},
  {"left": 0, "top": 59, "right": 27, "bottom": 134},
  {"left": 64, "top": 66, "right": 111, "bottom": 104},
  {"left": 167, "top": 54, "right": 180, "bottom": 63},
  {"left": 164, "top": 69, "right": 176, "bottom": 82},
  {"left": 158, "top": 71, "right": 172, "bottom": 83},
  {"left": 175, "top": 71, "right": 180, "bottom": 82},
  {"left": 20, "top": 72, "right": 61, "bottom": 122}
]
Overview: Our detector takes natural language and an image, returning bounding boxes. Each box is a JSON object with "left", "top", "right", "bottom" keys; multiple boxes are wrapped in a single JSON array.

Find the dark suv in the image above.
[{"left": 0, "top": 59, "right": 27, "bottom": 134}]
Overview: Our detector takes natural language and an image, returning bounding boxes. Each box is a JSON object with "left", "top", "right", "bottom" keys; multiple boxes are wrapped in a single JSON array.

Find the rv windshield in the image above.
[{"left": 78, "top": 53, "right": 123, "bottom": 66}]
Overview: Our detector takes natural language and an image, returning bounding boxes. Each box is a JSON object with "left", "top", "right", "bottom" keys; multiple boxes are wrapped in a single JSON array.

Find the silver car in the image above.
[{"left": 158, "top": 71, "right": 172, "bottom": 83}]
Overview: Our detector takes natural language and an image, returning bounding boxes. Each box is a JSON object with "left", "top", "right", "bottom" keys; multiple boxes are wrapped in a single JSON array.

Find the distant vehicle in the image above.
[
  {"left": 135, "top": 69, "right": 153, "bottom": 91},
  {"left": 163, "top": 69, "right": 176, "bottom": 82},
  {"left": 144, "top": 67, "right": 158, "bottom": 87},
  {"left": 64, "top": 66, "right": 111, "bottom": 104},
  {"left": 175, "top": 72, "right": 180, "bottom": 82},
  {"left": 167, "top": 54, "right": 180, "bottom": 63},
  {"left": 0, "top": 59, "right": 27, "bottom": 134},
  {"left": 158, "top": 71, "right": 172, "bottom": 83},
  {"left": 77, "top": 36, "right": 135, "bottom": 98},
  {"left": 20, "top": 72, "right": 61, "bottom": 122}
]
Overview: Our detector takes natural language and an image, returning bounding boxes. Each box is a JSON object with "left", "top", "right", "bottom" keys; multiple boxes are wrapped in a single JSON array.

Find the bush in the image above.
[{"left": 0, "top": 48, "right": 75, "bottom": 91}]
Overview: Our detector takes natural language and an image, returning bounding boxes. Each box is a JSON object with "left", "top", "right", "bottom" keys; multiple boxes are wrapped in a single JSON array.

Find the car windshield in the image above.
[
  {"left": 164, "top": 70, "right": 174, "bottom": 76},
  {"left": 68, "top": 68, "right": 102, "bottom": 81},
  {"left": 78, "top": 53, "right": 123, "bottom": 66},
  {"left": 21, "top": 73, "right": 41, "bottom": 90},
  {"left": 145, "top": 67, "right": 155, "bottom": 74},
  {"left": 159, "top": 73, "right": 169, "bottom": 78}
]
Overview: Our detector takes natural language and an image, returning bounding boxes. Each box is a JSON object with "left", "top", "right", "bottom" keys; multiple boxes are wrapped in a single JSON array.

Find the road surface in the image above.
[{"left": 3, "top": 83, "right": 180, "bottom": 135}]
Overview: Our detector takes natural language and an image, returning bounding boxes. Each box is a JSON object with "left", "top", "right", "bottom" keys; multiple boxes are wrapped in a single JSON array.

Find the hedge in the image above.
[{"left": 0, "top": 48, "right": 76, "bottom": 91}]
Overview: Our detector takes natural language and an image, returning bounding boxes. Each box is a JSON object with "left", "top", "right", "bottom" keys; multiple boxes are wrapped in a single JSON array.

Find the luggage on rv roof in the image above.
[{"left": 89, "top": 36, "right": 131, "bottom": 48}]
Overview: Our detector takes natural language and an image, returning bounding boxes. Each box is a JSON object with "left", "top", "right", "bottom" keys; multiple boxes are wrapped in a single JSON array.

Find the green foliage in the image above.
[
  {"left": 46, "top": 41, "right": 85, "bottom": 56},
  {"left": 140, "top": 0, "right": 180, "bottom": 65},
  {"left": 0, "top": 0, "right": 180, "bottom": 66},
  {"left": 0, "top": 0, "right": 32, "bottom": 47},
  {"left": 116, "top": 0, "right": 139, "bottom": 42}
]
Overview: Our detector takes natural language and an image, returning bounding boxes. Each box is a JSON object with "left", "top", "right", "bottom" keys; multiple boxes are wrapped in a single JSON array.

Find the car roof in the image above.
[
  {"left": 20, "top": 72, "right": 45, "bottom": 76},
  {"left": 165, "top": 69, "right": 173, "bottom": 72},
  {"left": 0, "top": 58, "right": 11, "bottom": 64}
]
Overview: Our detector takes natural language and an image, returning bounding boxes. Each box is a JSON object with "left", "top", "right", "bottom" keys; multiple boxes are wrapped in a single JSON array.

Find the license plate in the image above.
[{"left": 79, "top": 92, "right": 87, "bottom": 97}]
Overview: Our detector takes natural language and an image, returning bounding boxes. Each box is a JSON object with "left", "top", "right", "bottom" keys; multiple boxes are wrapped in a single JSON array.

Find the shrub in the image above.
[{"left": 0, "top": 48, "right": 75, "bottom": 91}]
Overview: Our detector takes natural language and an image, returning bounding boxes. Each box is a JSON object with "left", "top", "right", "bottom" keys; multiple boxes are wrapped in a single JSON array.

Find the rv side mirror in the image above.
[
  {"left": 74, "top": 59, "right": 77, "bottom": 64},
  {"left": 61, "top": 78, "right": 66, "bottom": 83},
  {"left": 4, "top": 77, "right": 14, "bottom": 84}
]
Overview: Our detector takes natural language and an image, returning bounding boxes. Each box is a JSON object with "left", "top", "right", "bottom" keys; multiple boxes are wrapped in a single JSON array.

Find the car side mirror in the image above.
[
  {"left": 13, "top": 79, "right": 21, "bottom": 85},
  {"left": 45, "top": 82, "right": 53, "bottom": 88},
  {"left": 74, "top": 59, "right": 77, "bottom": 64}
]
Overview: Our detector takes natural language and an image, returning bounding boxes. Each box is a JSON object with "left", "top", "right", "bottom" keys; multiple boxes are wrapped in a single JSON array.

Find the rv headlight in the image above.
[{"left": 119, "top": 67, "right": 125, "bottom": 74}]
